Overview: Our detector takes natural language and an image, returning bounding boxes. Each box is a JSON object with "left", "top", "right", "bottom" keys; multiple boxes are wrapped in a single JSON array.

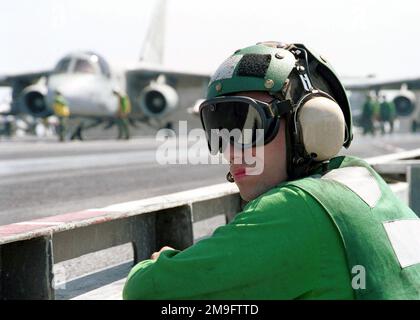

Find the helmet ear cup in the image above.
[{"left": 297, "top": 96, "right": 346, "bottom": 161}]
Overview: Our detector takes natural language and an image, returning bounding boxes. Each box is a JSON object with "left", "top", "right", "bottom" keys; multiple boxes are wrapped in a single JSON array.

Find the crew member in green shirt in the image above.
[
  {"left": 379, "top": 94, "right": 396, "bottom": 134},
  {"left": 113, "top": 89, "right": 131, "bottom": 140},
  {"left": 123, "top": 42, "right": 420, "bottom": 300},
  {"left": 361, "top": 94, "right": 377, "bottom": 136},
  {"left": 52, "top": 90, "right": 70, "bottom": 142}
]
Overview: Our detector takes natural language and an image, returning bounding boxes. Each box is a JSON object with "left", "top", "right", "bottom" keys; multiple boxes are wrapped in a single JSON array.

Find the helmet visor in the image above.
[{"left": 199, "top": 96, "right": 268, "bottom": 154}]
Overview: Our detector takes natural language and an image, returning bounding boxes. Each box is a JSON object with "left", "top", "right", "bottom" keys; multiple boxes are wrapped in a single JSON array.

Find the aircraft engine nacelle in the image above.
[
  {"left": 21, "top": 84, "right": 51, "bottom": 118},
  {"left": 378, "top": 88, "right": 418, "bottom": 132},
  {"left": 393, "top": 91, "right": 416, "bottom": 117},
  {"left": 139, "top": 83, "right": 178, "bottom": 118}
]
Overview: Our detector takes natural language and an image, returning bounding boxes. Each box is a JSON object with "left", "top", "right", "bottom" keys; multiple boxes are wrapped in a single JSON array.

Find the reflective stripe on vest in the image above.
[{"left": 285, "top": 156, "right": 420, "bottom": 299}]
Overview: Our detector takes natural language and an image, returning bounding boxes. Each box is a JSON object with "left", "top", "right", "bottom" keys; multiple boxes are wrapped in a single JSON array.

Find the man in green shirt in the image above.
[
  {"left": 113, "top": 89, "right": 131, "bottom": 140},
  {"left": 379, "top": 94, "right": 396, "bottom": 134},
  {"left": 52, "top": 90, "right": 70, "bottom": 142},
  {"left": 361, "top": 94, "right": 377, "bottom": 136},
  {"left": 123, "top": 42, "right": 420, "bottom": 300}
]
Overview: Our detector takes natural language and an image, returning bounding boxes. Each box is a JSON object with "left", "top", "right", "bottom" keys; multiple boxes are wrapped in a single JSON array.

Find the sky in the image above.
[{"left": 0, "top": 0, "right": 420, "bottom": 100}]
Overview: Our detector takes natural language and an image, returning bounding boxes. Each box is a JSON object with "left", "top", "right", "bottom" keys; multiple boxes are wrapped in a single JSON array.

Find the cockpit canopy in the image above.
[{"left": 53, "top": 52, "right": 111, "bottom": 77}]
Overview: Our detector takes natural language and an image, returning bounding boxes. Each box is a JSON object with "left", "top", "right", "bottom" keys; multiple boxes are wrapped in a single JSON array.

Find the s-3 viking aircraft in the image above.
[
  {"left": 0, "top": 0, "right": 210, "bottom": 137},
  {"left": 344, "top": 76, "right": 420, "bottom": 133}
]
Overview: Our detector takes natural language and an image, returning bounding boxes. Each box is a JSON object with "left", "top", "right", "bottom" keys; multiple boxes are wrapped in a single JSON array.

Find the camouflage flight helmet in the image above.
[
  {"left": 207, "top": 41, "right": 352, "bottom": 148},
  {"left": 203, "top": 41, "right": 353, "bottom": 179},
  {"left": 207, "top": 42, "right": 296, "bottom": 99}
]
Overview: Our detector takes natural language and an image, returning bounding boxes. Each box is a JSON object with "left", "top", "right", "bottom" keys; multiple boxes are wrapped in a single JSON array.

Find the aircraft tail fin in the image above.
[{"left": 139, "top": 0, "right": 167, "bottom": 65}]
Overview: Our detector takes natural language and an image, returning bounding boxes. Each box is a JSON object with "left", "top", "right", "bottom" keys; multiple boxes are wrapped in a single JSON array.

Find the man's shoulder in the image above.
[
  {"left": 242, "top": 155, "right": 371, "bottom": 213},
  {"left": 232, "top": 181, "right": 335, "bottom": 247},
  {"left": 310, "top": 155, "right": 372, "bottom": 174},
  {"left": 243, "top": 181, "right": 324, "bottom": 218}
]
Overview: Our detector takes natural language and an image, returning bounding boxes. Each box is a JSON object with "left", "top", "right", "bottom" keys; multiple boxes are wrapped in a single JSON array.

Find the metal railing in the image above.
[{"left": 1, "top": 150, "right": 420, "bottom": 299}]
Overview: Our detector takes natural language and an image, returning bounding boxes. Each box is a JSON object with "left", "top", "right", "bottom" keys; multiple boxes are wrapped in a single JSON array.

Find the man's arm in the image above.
[{"left": 123, "top": 186, "right": 325, "bottom": 300}]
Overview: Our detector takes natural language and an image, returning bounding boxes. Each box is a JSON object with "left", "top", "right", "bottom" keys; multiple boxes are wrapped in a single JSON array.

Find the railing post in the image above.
[
  {"left": 131, "top": 213, "right": 157, "bottom": 264},
  {"left": 131, "top": 206, "right": 194, "bottom": 265},
  {"left": 408, "top": 164, "right": 420, "bottom": 217},
  {"left": 155, "top": 205, "right": 194, "bottom": 251},
  {"left": 0, "top": 246, "right": 2, "bottom": 298},
  {"left": 0, "top": 235, "right": 54, "bottom": 300}
]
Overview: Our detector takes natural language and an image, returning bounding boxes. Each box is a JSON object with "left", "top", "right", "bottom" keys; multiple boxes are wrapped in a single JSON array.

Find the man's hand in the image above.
[{"left": 150, "top": 246, "right": 175, "bottom": 261}]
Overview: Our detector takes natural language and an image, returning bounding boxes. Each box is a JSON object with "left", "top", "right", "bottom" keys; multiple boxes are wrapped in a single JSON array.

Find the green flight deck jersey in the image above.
[
  {"left": 123, "top": 156, "right": 420, "bottom": 300},
  {"left": 380, "top": 101, "right": 396, "bottom": 121}
]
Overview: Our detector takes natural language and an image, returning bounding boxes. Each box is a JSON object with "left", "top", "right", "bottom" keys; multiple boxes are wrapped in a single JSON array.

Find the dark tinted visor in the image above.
[{"left": 200, "top": 98, "right": 265, "bottom": 153}]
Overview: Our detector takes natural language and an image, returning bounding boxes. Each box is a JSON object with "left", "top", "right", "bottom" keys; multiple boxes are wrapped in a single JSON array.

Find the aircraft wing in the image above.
[
  {"left": 125, "top": 64, "right": 210, "bottom": 119},
  {"left": 0, "top": 71, "right": 50, "bottom": 87},
  {"left": 126, "top": 64, "right": 210, "bottom": 82},
  {"left": 343, "top": 76, "right": 420, "bottom": 91}
]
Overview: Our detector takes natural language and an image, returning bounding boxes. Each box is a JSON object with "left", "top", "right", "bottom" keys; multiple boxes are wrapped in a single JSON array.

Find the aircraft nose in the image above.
[{"left": 47, "top": 75, "right": 81, "bottom": 105}]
